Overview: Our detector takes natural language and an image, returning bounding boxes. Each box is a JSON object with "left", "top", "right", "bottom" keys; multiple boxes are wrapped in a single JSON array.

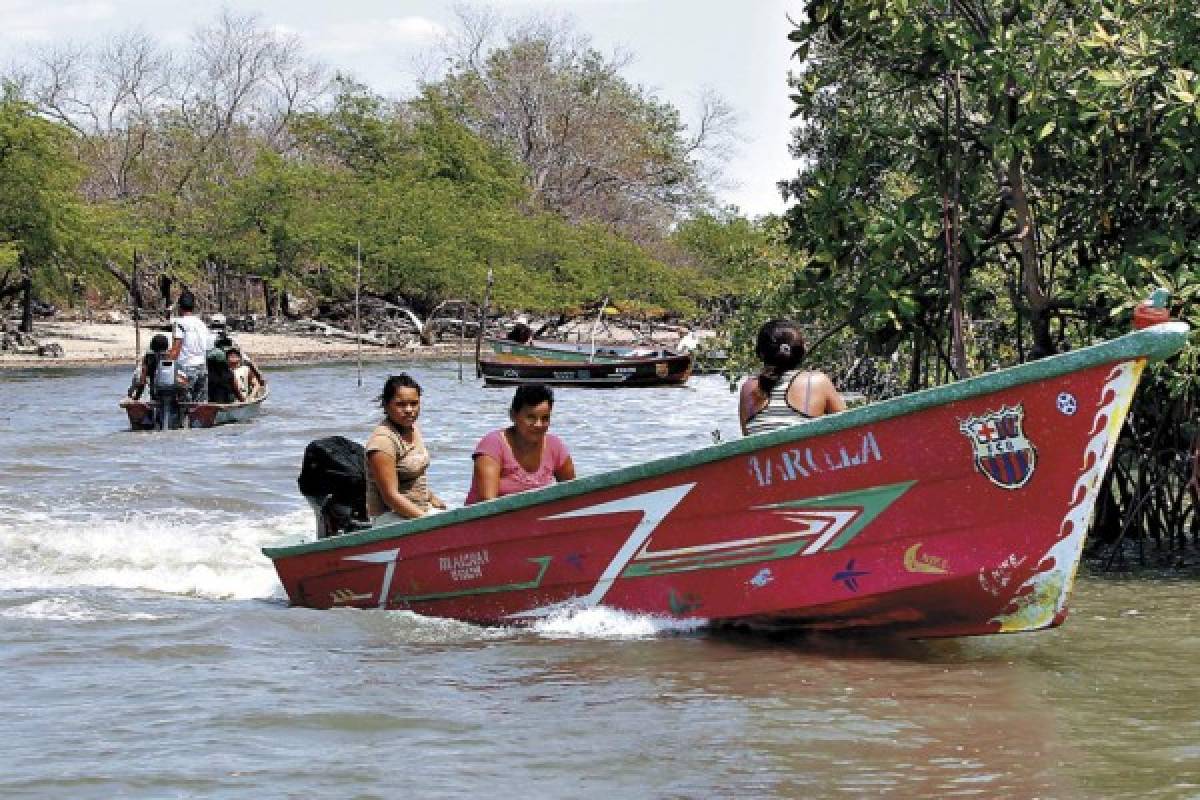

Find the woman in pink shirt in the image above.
[{"left": 465, "top": 385, "right": 576, "bottom": 504}]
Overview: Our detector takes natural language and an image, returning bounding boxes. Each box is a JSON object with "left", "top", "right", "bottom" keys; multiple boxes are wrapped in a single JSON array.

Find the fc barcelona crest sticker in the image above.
[{"left": 959, "top": 404, "right": 1037, "bottom": 489}]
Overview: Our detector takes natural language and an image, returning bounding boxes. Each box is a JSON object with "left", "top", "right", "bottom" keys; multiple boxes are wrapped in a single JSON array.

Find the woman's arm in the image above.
[
  {"left": 471, "top": 454, "right": 503, "bottom": 502},
  {"left": 738, "top": 378, "right": 761, "bottom": 435},
  {"left": 555, "top": 456, "right": 576, "bottom": 482},
  {"left": 367, "top": 450, "right": 427, "bottom": 518}
]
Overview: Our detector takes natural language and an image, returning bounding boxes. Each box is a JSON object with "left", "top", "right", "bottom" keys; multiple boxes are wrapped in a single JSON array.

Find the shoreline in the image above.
[{"left": 0, "top": 320, "right": 485, "bottom": 371}]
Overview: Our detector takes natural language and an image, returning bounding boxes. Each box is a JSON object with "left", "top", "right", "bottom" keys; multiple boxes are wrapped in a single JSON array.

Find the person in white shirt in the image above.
[{"left": 167, "top": 291, "right": 211, "bottom": 402}]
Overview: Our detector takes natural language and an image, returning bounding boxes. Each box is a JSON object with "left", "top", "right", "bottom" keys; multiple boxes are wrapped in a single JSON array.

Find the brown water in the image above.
[{"left": 0, "top": 362, "right": 1196, "bottom": 798}]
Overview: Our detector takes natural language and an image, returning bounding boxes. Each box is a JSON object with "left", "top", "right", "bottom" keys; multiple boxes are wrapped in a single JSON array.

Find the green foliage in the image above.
[
  {"left": 0, "top": 96, "right": 84, "bottom": 274},
  {"left": 773, "top": 0, "right": 1199, "bottom": 387},
  {"left": 6, "top": 24, "right": 744, "bottom": 322}
]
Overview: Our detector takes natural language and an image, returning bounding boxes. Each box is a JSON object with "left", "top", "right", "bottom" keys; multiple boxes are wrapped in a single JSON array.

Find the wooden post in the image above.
[
  {"left": 475, "top": 266, "right": 493, "bottom": 378},
  {"left": 588, "top": 295, "right": 608, "bottom": 362},
  {"left": 132, "top": 250, "right": 142, "bottom": 359},
  {"left": 458, "top": 301, "right": 467, "bottom": 381},
  {"left": 355, "top": 242, "right": 363, "bottom": 388}
]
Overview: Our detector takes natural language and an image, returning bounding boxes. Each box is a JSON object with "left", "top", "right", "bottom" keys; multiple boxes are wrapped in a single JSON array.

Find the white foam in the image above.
[
  {"left": 531, "top": 606, "right": 707, "bottom": 639},
  {"left": 0, "top": 596, "right": 165, "bottom": 622},
  {"left": 0, "top": 507, "right": 309, "bottom": 600}
]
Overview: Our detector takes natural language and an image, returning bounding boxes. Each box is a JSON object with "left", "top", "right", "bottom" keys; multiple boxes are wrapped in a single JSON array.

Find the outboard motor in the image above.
[
  {"left": 297, "top": 436, "right": 371, "bottom": 538},
  {"left": 151, "top": 356, "right": 186, "bottom": 430}
]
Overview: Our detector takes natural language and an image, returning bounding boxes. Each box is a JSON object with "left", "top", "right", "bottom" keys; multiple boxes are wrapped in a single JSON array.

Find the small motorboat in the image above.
[
  {"left": 264, "top": 319, "right": 1188, "bottom": 639},
  {"left": 120, "top": 387, "right": 269, "bottom": 430}
]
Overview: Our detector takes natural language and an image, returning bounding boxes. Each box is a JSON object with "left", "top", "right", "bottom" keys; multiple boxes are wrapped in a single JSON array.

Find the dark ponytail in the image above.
[{"left": 754, "top": 319, "right": 806, "bottom": 394}]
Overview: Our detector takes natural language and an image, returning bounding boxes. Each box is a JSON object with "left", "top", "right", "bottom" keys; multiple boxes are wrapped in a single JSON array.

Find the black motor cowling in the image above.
[{"left": 298, "top": 436, "right": 370, "bottom": 538}]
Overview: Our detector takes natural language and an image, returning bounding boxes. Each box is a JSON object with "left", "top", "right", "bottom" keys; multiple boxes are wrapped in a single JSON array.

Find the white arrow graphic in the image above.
[
  {"left": 344, "top": 548, "right": 401, "bottom": 609},
  {"left": 508, "top": 483, "right": 696, "bottom": 619}
]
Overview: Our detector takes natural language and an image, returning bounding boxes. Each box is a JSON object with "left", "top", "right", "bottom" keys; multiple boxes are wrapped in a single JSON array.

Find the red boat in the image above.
[{"left": 264, "top": 321, "right": 1188, "bottom": 639}]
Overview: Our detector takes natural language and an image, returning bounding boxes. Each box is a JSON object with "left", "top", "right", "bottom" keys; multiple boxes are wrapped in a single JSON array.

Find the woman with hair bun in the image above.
[
  {"left": 365, "top": 373, "right": 446, "bottom": 522},
  {"left": 739, "top": 319, "right": 846, "bottom": 436}
]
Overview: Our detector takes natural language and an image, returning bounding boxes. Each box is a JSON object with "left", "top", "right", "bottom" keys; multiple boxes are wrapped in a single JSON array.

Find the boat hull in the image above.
[
  {"left": 488, "top": 338, "right": 674, "bottom": 363},
  {"left": 479, "top": 351, "right": 693, "bottom": 387},
  {"left": 266, "top": 324, "right": 1189, "bottom": 639},
  {"left": 120, "top": 388, "right": 268, "bottom": 430}
]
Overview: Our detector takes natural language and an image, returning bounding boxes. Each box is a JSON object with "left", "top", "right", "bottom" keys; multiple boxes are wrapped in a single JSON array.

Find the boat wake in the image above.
[
  {"left": 0, "top": 505, "right": 305, "bottom": 601},
  {"left": 531, "top": 606, "right": 708, "bottom": 639}
]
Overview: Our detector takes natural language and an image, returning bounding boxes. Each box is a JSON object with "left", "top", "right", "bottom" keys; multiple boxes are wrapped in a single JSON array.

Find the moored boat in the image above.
[
  {"left": 488, "top": 337, "right": 680, "bottom": 363},
  {"left": 479, "top": 350, "right": 693, "bottom": 387},
  {"left": 265, "top": 321, "right": 1189, "bottom": 639}
]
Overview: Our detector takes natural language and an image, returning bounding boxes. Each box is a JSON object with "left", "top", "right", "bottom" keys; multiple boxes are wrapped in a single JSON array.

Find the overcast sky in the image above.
[{"left": 1, "top": 0, "right": 804, "bottom": 217}]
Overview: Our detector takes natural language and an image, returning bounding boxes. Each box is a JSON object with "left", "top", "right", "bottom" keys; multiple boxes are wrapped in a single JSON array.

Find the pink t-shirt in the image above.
[{"left": 465, "top": 429, "right": 571, "bottom": 505}]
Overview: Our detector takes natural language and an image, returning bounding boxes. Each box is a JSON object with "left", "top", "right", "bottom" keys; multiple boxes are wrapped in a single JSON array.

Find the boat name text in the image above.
[
  {"left": 748, "top": 432, "right": 883, "bottom": 487},
  {"left": 440, "top": 549, "right": 490, "bottom": 581}
]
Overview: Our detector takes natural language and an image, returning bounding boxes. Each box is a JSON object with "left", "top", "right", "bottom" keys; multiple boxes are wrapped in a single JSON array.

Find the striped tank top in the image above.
[{"left": 745, "top": 369, "right": 817, "bottom": 435}]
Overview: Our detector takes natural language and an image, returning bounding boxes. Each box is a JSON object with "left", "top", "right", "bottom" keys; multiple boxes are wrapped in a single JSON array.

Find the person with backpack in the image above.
[{"left": 128, "top": 334, "right": 171, "bottom": 401}]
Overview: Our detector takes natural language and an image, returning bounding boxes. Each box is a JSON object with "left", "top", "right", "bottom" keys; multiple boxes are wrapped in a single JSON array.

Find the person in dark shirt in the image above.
[{"left": 128, "top": 334, "right": 171, "bottom": 400}]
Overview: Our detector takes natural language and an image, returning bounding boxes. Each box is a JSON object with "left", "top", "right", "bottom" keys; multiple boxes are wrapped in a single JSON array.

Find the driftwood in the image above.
[{"left": 1, "top": 323, "right": 63, "bottom": 357}]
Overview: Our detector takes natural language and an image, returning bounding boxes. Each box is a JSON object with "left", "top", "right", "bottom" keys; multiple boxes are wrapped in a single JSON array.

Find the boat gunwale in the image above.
[
  {"left": 478, "top": 352, "right": 693, "bottom": 368},
  {"left": 118, "top": 386, "right": 270, "bottom": 413},
  {"left": 183, "top": 385, "right": 270, "bottom": 413},
  {"left": 486, "top": 337, "right": 686, "bottom": 360},
  {"left": 263, "top": 322, "right": 1189, "bottom": 560}
]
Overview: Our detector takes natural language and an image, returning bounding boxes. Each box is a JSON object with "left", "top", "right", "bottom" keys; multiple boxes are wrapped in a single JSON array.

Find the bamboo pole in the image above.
[
  {"left": 458, "top": 301, "right": 467, "bottom": 381},
  {"left": 355, "top": 242, "right": 363, "bottom": 388},
  {"left": 132, "top": 250, "right": 142, "bottom": 361},
  {"left": 475, "top": 266, "right": 493, "bottom": 379},
  {"left": 588, "top": 295, "right": 608, "bottom": 362}
]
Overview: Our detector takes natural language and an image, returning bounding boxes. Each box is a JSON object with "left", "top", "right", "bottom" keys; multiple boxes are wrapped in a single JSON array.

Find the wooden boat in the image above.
[
  {"left": 488, "top": 337, "right": 679, "bottom": 363},
  {"left": 479, "top": 350, "right": 693, "bottom": 387},
  {"left": 265, "top": 321, "right": 1188, "bottom": 639},
  {"left": 120, "top": 388, "right": 269, "bottom": 430}
]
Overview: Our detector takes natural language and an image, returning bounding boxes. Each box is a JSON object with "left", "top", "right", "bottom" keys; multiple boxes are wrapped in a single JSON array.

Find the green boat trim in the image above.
[
  {"left": 264, "top": 322, "right": 1190, "bottom": 560},
  {"left": 488, "top": 339, "right": 631, "bottom": 363}
]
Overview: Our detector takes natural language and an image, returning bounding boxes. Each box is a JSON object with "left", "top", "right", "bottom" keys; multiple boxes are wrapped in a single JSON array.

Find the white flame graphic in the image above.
[{"left": 991, "top": 359, "right": 1144, "bottom": 632}]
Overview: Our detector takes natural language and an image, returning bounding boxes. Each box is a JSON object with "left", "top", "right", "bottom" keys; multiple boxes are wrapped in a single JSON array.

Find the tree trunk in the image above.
[
  {"left": 1006, "top": 154, "right": 1054, "bottom": 359},
  {"left": 908, "top": 332, "right": 924, "bottom": 393},
  {"left": 159, "top": 273, "right": 173, "bottom": 311},
  {"left": 943, "top": 68, "right": 969, "bottom": 379},
  {"left": 130, "top": 253, "right": 144, "bottom": 311},
  {"left": 1190, "top": 429, "right": 1200, "bottom": 496},
  {"left": 17, "top": 255, "right": 33, "bottom": 333}
]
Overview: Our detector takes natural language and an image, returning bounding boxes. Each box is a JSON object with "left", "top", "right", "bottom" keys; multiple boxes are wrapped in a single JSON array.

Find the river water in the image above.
[{"left": 0, "top": 361, "right": 1196, "bottom": 799}]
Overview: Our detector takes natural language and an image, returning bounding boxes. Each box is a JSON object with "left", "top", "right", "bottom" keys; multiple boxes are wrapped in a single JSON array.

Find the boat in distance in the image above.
[
  {"left": 488, "top": 337, "right": 681, "bottom": 363},
  {"left": 479, "top": 350, "right": 693, "bottom": 388},
  {"left": 264, "top": 322, "right": 1189, "bottom": 639},
  {"left": 120, "top": 387, "right": 269, "bottom": 430}
]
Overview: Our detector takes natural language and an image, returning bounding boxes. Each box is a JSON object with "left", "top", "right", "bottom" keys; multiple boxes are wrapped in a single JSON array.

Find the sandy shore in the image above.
[{"left": 0, "top": 320, "right": 470, "bottom": 370}]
